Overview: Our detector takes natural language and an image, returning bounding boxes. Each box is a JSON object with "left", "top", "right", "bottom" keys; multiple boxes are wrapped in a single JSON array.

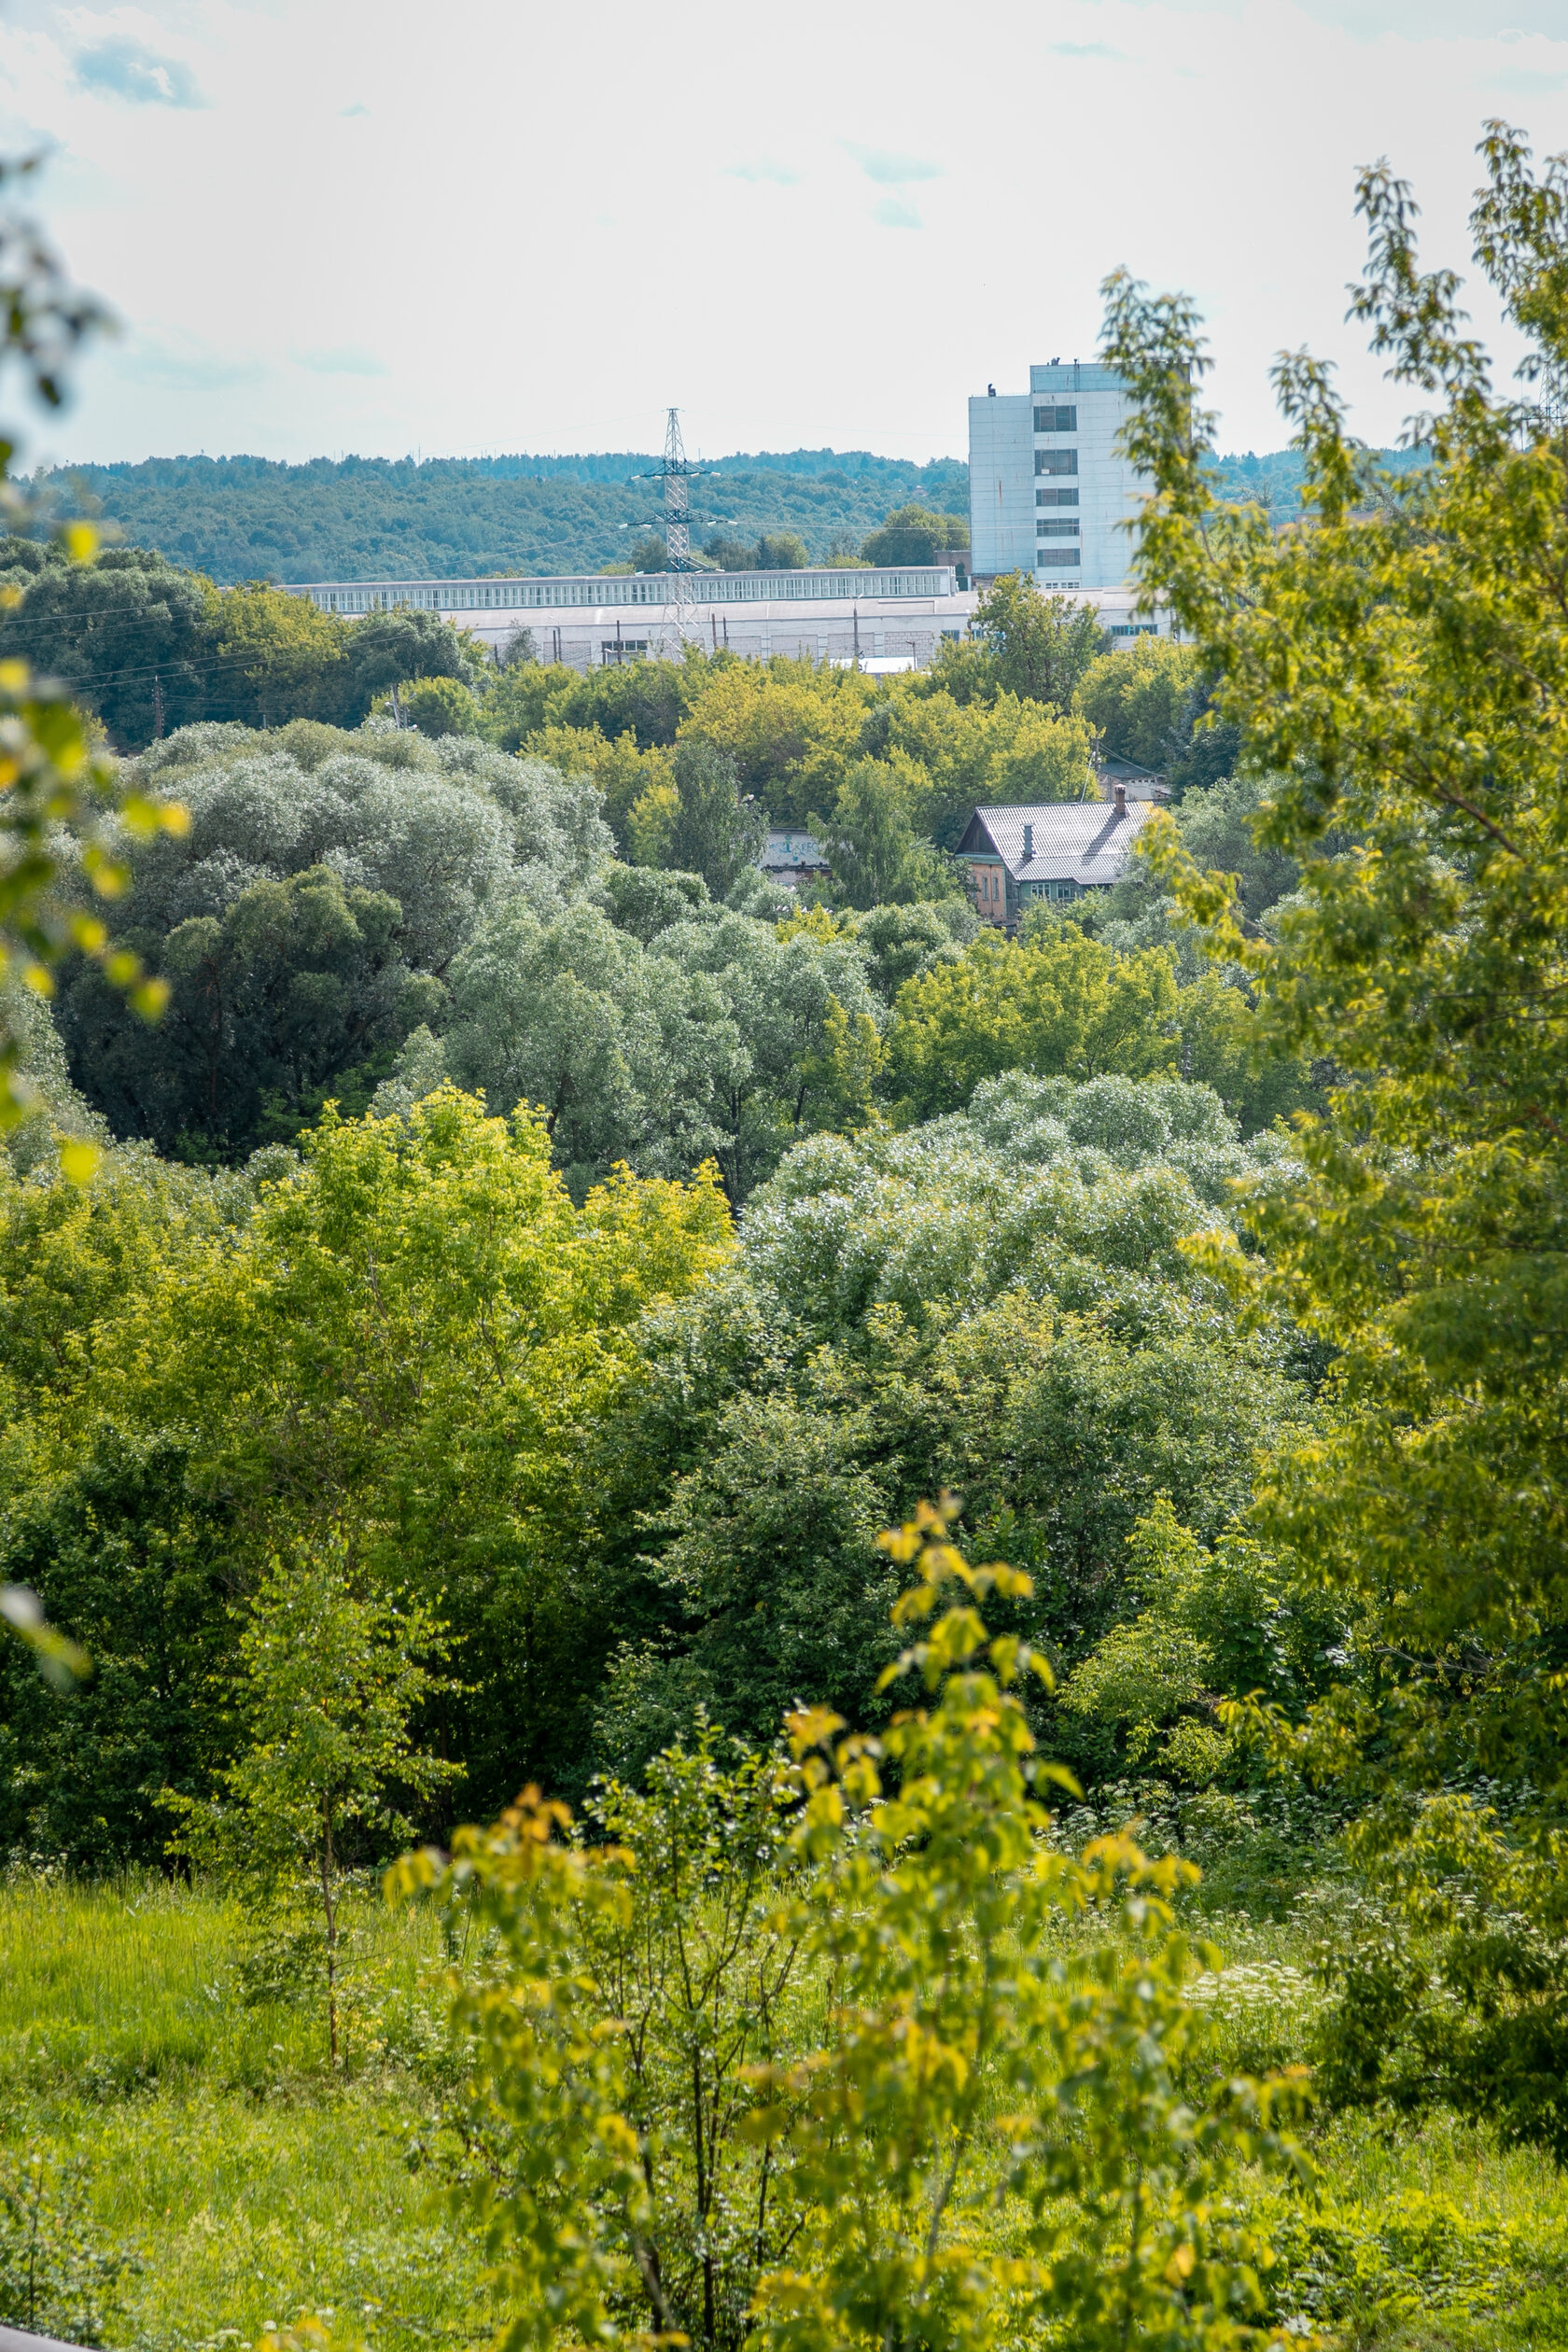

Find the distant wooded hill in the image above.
[
  {"left": 27, "top": 449, "right": 972, "bottom": 586},
  {"left": 21, "top": 442, "right": 1424, "bottom": 587}
]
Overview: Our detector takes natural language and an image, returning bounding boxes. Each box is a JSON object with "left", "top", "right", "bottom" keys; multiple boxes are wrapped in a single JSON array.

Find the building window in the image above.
[
  {"left": 600, "top": 639, "right": 649, "bottom": 665},
  {"left": 1109, "top": 623, "right": 1157, "bottom": 637},
  {"left": 1035, "top": 449, "right": 1078, "bottom": 476},
  {"left": 1037, "top": 520, "right": 1080, "bottom": 538},
  {"left": 1037, "top": 488, "right": 1079, "bottom": 507},
  {"left": 1036, "top": 549, "right": 1082, "bottom": 567},
  {"left": 1033, "top": 404, "right": 1077, "bottom": 431}
]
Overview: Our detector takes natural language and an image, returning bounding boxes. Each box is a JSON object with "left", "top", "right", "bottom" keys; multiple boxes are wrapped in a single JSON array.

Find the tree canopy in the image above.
[{"left": 1102, "top": 116, "right": 1568, "bottom": 2153}]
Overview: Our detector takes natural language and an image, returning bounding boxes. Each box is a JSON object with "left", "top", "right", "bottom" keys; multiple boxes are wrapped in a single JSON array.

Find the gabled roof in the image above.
[{"left": 959, "top": 801, "right": 1155, "bottom": 888}]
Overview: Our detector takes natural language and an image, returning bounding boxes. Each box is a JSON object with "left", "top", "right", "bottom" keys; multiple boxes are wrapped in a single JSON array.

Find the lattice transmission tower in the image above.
[
  {"left": 660, "top": 406, "right": 693, "bottom": 571},
  {"left": 646, "top": 407, "right": 709, "bottom": 651}
]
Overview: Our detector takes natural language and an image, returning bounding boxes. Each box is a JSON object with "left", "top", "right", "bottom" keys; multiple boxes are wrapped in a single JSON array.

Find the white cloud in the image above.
[
  {"left": 728, "top": 158, "right": 803, "bottom": 184},
  {"left": 73, "top": 33, "right": 205, "bottom": 106},
  {"left": 121, "top": 329, "right": 264, "bottom": 392},
  {"left": 848, "top": 144, "right": 942, "bottom": 185}
]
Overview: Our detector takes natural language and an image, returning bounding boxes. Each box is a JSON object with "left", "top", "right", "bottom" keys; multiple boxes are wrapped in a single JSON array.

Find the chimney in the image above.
[
  {"left": 1022, "top": 821, "right": 1033, "bottom": 859},
  {"left": 1113, "top": 783, "right": 1127, "bottom": 814}
]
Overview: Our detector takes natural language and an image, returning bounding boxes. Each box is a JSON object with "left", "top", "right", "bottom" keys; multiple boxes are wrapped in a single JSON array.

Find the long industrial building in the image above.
[{"left": 285, "top": 563, "right": 1169, "bottom": 666}]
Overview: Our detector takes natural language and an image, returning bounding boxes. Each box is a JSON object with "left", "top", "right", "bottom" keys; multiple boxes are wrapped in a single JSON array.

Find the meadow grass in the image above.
[
  {"left": 0, "top": 1874, "right": 495, "bottom": 2352},
  {"left": 3, "top": 1875, "right": 1567, "bottom": 2352}
]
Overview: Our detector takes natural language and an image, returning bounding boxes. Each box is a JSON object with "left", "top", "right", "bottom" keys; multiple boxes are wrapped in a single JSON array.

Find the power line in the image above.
[{"left": 30, "top": 648, "right": 343, "bottom": 693}]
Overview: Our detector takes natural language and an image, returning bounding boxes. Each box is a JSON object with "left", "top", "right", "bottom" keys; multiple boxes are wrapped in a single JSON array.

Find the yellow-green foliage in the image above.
[
  {"left": 397, "top": 1503, "right": 1315, "bottom": 2352},
  {"left": 875, "top": 688, "right": 1095, "bottom": 838},
  {"left": 676, "top": 654, "right": 873, "bottom": 811},
  {"left": 1074, "top": 637, "right": 1197, "bottom": 768},
  {"left": 15, "top": 1088, "right": 730, "bottom": 1544},
  {"left": 1103, "top": 128, "right": 1568, "bottom": 2155},
  {"left": 496, "top": 637, "right": 1098, "bottom": 853},
  {"left": 5, "top": 1825, "right": 1567, "bottom": 2352},
  {"left": 526, "top": 723, "right": 674, "bottom": 845},
  {"left": 208, "top": 582, "right": 349, "bottom": 726},
  {"left": 627, "top": 775, "right": 680, "bottom": 866},
  {"left": 0, "top": 649, "right": 187, "bottom": 1133},
  {"left": 0, "top": 1144, "right": 242, "bottom": 1464},
  {"left": 887, "top": 927, "right": 1182, "bottom": 1116},
  {"left": 0, "top": 1093, "right": 733, "bottom": 1815}
]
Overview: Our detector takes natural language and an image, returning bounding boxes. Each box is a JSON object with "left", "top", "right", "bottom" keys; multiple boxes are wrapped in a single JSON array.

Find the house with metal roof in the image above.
[{"left": 958, "top": 790, "right": 1155, "bottom": 929}]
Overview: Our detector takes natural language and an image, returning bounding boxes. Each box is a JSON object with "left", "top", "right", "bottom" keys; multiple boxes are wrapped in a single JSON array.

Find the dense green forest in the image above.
[
  {"left": 27, "top": 449, "right": 972, "bottom": 584},
  {"left": 22, "top": 443, "right": 1404, "bottom": 586},
  {"left": 7, "top": 121, "right": 1568, "bottom": 2352}
]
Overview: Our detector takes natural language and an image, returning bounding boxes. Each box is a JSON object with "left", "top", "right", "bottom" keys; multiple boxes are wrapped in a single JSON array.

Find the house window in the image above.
[
  {"left": 1035, "top": 449, "right": 1078, "bottom": 476},
  {"left": 1036, "top": 549, "right": 1082, "bottom": 567},
  {"left": 1037, "top": 520, "right": 1080, "bottom": 538},
  {"left": 1037, "top": 488, "right": 1079, "bottom": 506},
  {"left": 1033, "top": 404, "right": 1077, "bottom": 431}
]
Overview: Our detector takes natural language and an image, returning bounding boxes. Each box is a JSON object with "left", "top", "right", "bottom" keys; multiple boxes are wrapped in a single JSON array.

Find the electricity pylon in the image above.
[
  {"left": 659, "top": 407, "right": 693, "bottom": 573},
  {"left": 642, "top": 408, "right": 709, "bottom": 653}
]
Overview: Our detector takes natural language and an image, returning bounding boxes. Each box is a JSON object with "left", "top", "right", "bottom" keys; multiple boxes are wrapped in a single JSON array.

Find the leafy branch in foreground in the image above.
[
  {"left": 394, "top": 1499, "right": 1313, "bottom": 2352},
  {"left": 0, "top": 155, "right": 186, "bottom": 1139},
  {"left": 0, "top": 659, "right": 187, "bottom": 1139},
  {"left": 1102, "top": 120, "right": 1568, "bottom": 2153}
]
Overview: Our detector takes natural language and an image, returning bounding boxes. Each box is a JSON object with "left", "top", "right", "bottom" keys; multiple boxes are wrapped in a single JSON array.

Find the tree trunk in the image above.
[{"left": 320, "top": 1795, "right": 339, "bottom": 2068}]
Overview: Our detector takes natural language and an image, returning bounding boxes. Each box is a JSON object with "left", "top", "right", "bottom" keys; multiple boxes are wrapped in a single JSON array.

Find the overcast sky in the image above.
[{"left": 1, "top": 0, "right": 1566, "bottom": 469}]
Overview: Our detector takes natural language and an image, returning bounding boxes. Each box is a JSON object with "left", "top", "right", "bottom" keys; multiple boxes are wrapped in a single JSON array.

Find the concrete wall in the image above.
[
  {"left": 970, "top": 364, "right": 1149, "bottom": 594},
  {"left": 1029, "top": 362, "right": 1145, "bottom": 593},
  {"left": 968, "top": 393, "right": 1035, "bottom": 579},
  {"left": 449, "top": 594, "right": 974, "bottom": 673}
]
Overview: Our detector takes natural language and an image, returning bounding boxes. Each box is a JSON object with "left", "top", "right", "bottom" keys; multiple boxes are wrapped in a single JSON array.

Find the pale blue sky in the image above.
[{"left": 1, "top": 0, "right": 1565, "bottom": 467}]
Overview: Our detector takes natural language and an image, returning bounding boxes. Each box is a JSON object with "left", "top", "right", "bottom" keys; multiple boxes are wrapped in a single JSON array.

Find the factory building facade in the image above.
[
  {"left": 286, "top": 566, "right": 973, "bottom": 670},
  {"left": 284, "top": 562, "right": 1169, "bottom": 666},
  {"left": 968, "top": 361, "right": 1150, "bottom": 595}
]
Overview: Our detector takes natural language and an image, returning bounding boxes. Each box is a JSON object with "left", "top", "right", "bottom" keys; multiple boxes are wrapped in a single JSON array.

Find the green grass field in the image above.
[
  {"left": 1, "top": 1877, "right": 1565, "bottom": 2352},
  {"left": 0, "top": 1876, "right": 494, "bottom": 2352}
]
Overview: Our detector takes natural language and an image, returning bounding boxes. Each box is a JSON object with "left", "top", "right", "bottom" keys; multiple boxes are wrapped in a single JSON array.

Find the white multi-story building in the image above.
[{"left": 968, "top": 361, "right": 1148, "bottom": 595}]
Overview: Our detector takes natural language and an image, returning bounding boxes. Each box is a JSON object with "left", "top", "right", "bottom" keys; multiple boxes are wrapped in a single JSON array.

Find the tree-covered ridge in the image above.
[
  {"left": 21, "top": 441, "right": 1429, "bottom": 587},
  {"left": 28, "top": 449, "right": 971, "bottom": 585},
  {"left": 1205, "top": 442, "right": 1428, "bottom": 526}
]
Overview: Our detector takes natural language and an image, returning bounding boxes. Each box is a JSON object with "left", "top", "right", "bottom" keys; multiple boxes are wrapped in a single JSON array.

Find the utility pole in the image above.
[{"left": 152, "top": 672, "right": 165, "bottom": 739}]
